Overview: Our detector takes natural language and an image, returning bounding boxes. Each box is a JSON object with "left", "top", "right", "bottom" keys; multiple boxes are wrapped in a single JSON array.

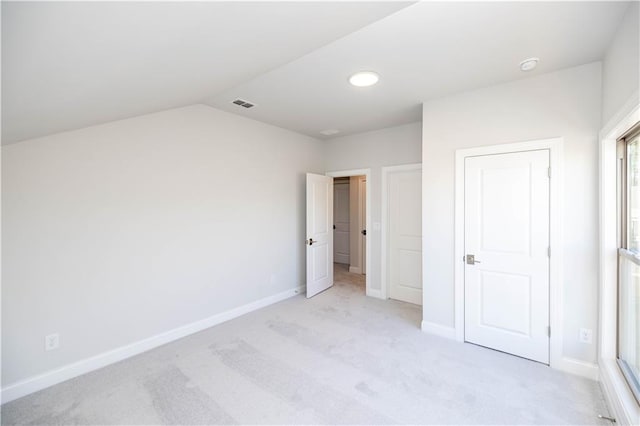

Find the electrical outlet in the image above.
[
  {"left": 45, "top": 333, "right": 60, "bottom": 351},
  {"left": 579, "top": 328, "right": 593, "bottom": 344}
]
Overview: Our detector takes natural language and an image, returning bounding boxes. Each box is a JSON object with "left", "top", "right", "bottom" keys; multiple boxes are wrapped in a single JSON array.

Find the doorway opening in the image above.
[
  {"left": 326, "top": 169, "right": 371, "bottom": 296},
  {"left": 333, "top": 175, "right": 367, "bottom": 295}
]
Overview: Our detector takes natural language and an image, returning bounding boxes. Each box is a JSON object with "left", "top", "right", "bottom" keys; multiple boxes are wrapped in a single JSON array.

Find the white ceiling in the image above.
[
  {"left": 1, "top": 1, "right": 411, "bottom": 144},
  {"left": 2, "top": 1, "right": 632, "bottom": 144},
  {"left": 206, "top": 1, "right": 631, "bottom": 139}
]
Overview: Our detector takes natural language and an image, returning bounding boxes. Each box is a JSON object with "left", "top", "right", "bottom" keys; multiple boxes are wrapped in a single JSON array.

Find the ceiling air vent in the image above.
[{"left": 232, "top": 99, "right": 255, "bottom": 109}]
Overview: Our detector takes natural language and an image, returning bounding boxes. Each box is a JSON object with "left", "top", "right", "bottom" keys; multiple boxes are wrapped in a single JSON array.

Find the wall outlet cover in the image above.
[
  {"left": 45, "top": 333, "right": 60, "bottom": 351},
  {"left": 579, "top": 328, "right": 593, "bottom": 344}
]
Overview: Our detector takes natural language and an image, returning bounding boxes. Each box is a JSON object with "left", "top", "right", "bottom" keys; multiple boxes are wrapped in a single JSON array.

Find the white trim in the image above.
[
  {"left": 0, "top": 285, "right": 304, "bottom": 404},
  {"left": 348, "top": 266, "right": 362, "bottom": 274},
  {"left": 599, "top": 96, "right": 640, "bottom": 425},
  {"left": 421, "top": 321, "right": 457, "bottom": 340},
  {"left": 600, "top": 359, "right": 639, "bottom": 425},
  {"left": 454, "top": 138, "right": 564, "bottom": 371},
  {"left": 366, "top": 288, "right": 384, "bottom": 300},
  {"left": 554, "top": 357, "right": 599, "bottom": 381},
  {"left": 358, "top": 177, "right": 367, "bottom": 278},
  {"left": 600, "top": 91, "right": 639, "bottom": 143},
  {"left": 326, "top": 169, "right": 372, "bottom": 297},
  {"left": 381, "top": 163, "right": 423, "bottom": 300}
]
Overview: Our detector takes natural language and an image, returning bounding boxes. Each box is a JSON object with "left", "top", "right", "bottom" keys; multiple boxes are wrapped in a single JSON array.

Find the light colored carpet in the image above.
[{"left": 1, "top": 263, "right": 610, "bottom": 425}]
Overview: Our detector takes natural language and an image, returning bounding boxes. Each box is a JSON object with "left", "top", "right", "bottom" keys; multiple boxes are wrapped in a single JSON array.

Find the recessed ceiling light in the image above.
[
  {"left": 349, "top": 71, "right": 379, "bottom": 87},
  {"left": 320, "top": 129, "right": 340, "bottom": 136},
  {"left": 520, "top": 57, "right": 539, "bottom": 72}
]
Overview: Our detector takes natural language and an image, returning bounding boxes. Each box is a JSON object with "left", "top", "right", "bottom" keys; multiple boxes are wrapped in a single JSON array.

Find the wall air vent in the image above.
[{"left": 232, "top": 99, "right": 255, "bottom": 109}]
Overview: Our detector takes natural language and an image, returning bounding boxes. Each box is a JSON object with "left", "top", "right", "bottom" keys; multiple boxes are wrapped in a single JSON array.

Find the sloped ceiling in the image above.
[
  {"left": 2, "top": 1, "right": 633, "bottom": 144},
  {"left": 1, "top": 1, "right": 411, "bottom": 144},
  {"left": 206, "top": 1, "right": 631, "bottom": 139}
]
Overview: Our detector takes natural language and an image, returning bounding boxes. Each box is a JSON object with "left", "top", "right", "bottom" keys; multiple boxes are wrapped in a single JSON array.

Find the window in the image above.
[{"left": 618, "top": 123, "right": 640, "bottom": 403}]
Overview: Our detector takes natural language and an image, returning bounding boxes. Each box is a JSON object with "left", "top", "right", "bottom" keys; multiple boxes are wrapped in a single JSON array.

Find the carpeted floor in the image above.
[{"left": 1, "top": 263, "right": 610, "bottom": 425}]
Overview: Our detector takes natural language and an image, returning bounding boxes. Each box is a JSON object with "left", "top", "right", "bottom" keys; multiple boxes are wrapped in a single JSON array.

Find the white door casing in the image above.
[
  {"left": 464, "top": 149, "right": 550, "bottom": 364},
  {"left": 333, "top": 182, "right": 350, "bottom": 265},
  {"left": 388, "top": 167, "right": 423, "bottom": 305},
  {"left": 306, "top": 173, "right": 333, "bottom": 298},
  {"left": 359, "top": 178, "right": 367, "bottom": 275}
]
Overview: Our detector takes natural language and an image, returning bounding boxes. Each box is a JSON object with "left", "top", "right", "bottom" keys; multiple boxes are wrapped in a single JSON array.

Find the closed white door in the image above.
[
  {"left": 464, "top": 150, "right": 550, "bottom": 363},
  {"left": 388, "top": 167, "right": 422, "bottom": 305},
  {"left": 306, "top": 173, "right": 333, "bottom": 298},
  {"left": 333, "top": 182, "right": 350, "bottom": 264}
]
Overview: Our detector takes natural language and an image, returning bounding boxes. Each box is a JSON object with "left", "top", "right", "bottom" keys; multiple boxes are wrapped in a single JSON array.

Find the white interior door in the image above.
[
  {"left": 388, "top": 167, "right": 422, "bottom": 305},
  {"left": 333, "top": 182, "right": 350, "bottom": 264},
  {"left": 359, "top": 179, "right": 367, "bottom": 274},
  {"left": 464, "top": 150, "right": 550, "bottom": 363},
  {"left": 306, "top": 173, "right": 333, "bottom": 298}
]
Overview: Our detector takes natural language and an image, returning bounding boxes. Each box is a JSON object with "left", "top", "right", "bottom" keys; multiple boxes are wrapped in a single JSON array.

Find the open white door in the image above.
[
  {"left": 464, "top": 149, "right": 550, "bottom": 363},
  {"left": 306, "top": 173, "right": 334, "bottom": 298}
]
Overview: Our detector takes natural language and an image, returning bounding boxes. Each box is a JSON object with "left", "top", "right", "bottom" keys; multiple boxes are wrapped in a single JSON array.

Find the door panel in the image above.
[
  {"left": 398, "top": 249, "right": 422, "bottom": 290},
  {"left": 333, "top": 183, "right": 350, "bottom": 264},
  {"left": 306, "top": 173, "right": 333, "bottom": 298},
  {"left": 464, "top": 150, "right": 549, "bottom": 363},
  {"left": 479, "top": 271, "right": 531, "bottom": 335},
  {"left": 388, "top": 168, "right": 422, "bottom": 305}
]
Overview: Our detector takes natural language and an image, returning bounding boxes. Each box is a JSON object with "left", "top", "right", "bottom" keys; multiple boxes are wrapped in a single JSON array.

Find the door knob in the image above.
[
  {"left": 465, "top": 254, "right": 481, "bottom": 265},
  {"left": 306, "top": 238, "right": 315, "bottom": 246},
  {"left": 361, "top": 229, "right": 366, "bottom": 236}
]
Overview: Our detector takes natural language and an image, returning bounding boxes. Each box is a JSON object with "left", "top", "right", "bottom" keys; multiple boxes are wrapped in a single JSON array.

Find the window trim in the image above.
[
  {"left": 599, "top": 97, "right": 640, "bottom": 426},
  {"left": 616, "top": 123, "right": 640, "bottom": 406}
]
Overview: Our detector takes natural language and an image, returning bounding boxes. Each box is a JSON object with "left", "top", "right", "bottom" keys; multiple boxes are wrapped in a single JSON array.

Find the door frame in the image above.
[
  {"left": 358, "top": 178, "right": 367, "bottom": 275},
  {"left": 381, "top": 163, "right": 422, "bottom": 299},
  {"left": 454, "top": 138, "right": 564, "bottom": 371},
  {"left": 326, "top": 169, "right": 372, "bottom": 297}
]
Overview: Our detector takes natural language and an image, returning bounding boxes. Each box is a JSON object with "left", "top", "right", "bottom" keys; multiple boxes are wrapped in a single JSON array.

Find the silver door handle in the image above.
[{"left": 465, "top": 254, "right": 481, "bottom": 265}]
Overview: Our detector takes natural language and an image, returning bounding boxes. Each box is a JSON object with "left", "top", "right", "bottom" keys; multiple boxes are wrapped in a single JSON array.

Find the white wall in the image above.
[
  {"left": 324, "top": 122, "right": 422, "bottom": 293},
  {"left": 602, "top": 1, "right": 639, "bottom": 126},
  {"left": 1, "top": 104, "right": 325, "bottom": 387},
  {"left": 422, "top": 62, "right": 602, "bottom": 364}
]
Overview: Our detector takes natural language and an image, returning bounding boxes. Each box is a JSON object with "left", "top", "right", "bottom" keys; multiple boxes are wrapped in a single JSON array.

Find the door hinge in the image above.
[
  {"left": 548, "top": 246, "right": 551, "bottom": 257},
  {"left": 547, "top": 326, "right": 551, "bottom": 337},
  {"left": 548, "top": 167, "right": 551, "bottom": 178}
]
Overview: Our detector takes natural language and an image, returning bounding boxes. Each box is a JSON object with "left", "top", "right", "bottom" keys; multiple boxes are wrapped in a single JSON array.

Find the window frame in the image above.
[{"left": 617, "top": 123, "right": 640, "bottom": 404}]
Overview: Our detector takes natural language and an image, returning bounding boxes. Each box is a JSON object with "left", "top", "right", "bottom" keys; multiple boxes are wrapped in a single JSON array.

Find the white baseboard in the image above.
[
  {"left": 348, "top": 266, "right": 362, "bottom": 274},
  {"left": 421, "top": 323, "right": 599, "bottom": 381},
  {"left": 335, "top": 257, "right": 349, "bottom": 265},
  {"left": 421, "top": 321, "right": 457, "bottom": 340},
  {"left": 1, "top": 285, "right": 304, "bottom": 404},
  {"left": 365, "top": 287, "right": 384, "bottom": 299},
  {"left": 554, "top": 356, "right": 599, "bottom": 381}
]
